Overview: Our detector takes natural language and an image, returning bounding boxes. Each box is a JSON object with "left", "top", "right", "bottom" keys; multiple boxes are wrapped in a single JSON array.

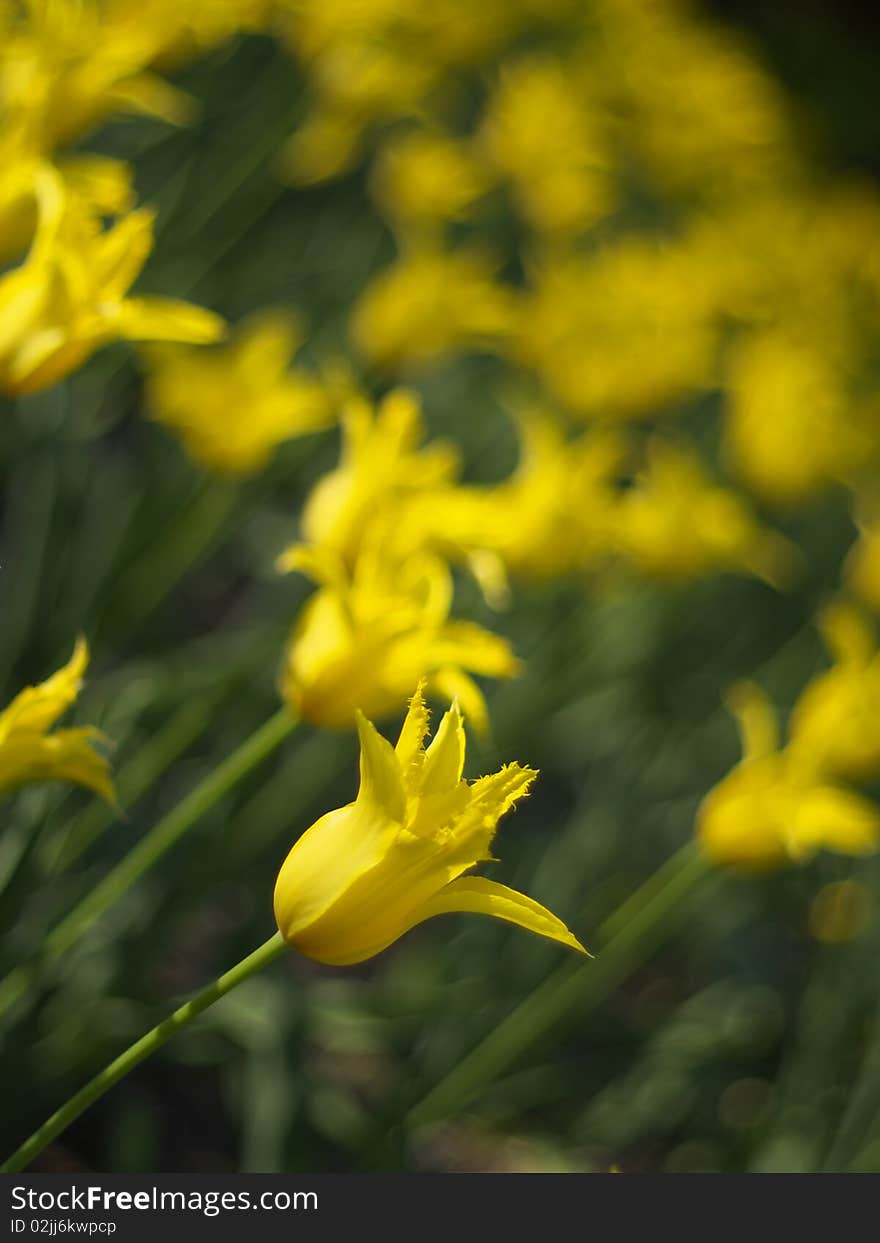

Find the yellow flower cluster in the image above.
[
  {"left": 0, "top": 0, "right": 226, "bottom": 396},
  {"left": 271, "top": 0, "right": 880, "bottom": 590},
  {"left": 276, "top": 390, "right": 520, "bottom": 731}
]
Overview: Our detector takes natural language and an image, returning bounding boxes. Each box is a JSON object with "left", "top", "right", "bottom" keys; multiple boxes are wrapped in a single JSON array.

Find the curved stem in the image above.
[
  {"left": 0, "top": 707, "right": 298, "bottom": 1020},
  {"left": 406, "top": 844, "right": 715, "bottom": 1130},
  {"left": 1, "top": 933, "right": 288, "bottom": 1173}
]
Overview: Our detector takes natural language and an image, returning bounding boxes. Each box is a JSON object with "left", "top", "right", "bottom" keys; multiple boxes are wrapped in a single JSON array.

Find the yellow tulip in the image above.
[
  {"left": 278, "top": 388, "right": 458, "bottom": 572},
  {"left": 279, "top": 539, "right": 519, "bottom": 732},
  {"left": 724, "top": 331, "right": 869, "bottom": 505},
  {"left": 696, "top": 682, "right": 880, "bottom": 869},
  {"left": 479, "top": 55, "right": 611, "bottom": 236},
  {"left": 515, "top": 241, "right": 719, "bottom": 421},
  {"left": 0, "top": 172, "right": 224, "bottom": 396},
  {"left": 143, "top": 310, "right": 334, "bottom": 475},
  {"left": 273, "top": 685, "right": 586, "bottom": 965},
  {"left": 2, "top": 0, "right": 192, "bottom": 153},
  {"left": 351, "top": 244, "right": 517, "bottom": 369},
  {"left": 612, "top": 439, "right": 796, "bottom": 586},
  {"left": 788, "top": 602, "right": 880, "bottom": 783},
  {"left": 371, "top": 128, "right": 490, "bottom": 235},
  {"left": 0, "top": 638, "right": 114, "bottom": 802}
]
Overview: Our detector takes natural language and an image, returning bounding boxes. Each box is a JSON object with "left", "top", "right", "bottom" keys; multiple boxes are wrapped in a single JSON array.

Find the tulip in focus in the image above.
[
  {"left": 273, "top": 685, "right": 586, "bottom": 965},
  {"left": 0, "top": 638, "right": 114, "bottom": 802},
  {"left": 696, "top": 682, "right": 880, "bottom": 869}
]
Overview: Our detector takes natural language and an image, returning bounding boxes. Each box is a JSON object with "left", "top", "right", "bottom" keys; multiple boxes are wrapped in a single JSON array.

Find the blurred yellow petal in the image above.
[
  {"left": 724, "top": 681, "right": 779, "bottom": 761},
  {"left": 116, "top": 297, "right": 226, "bottom": 344}
]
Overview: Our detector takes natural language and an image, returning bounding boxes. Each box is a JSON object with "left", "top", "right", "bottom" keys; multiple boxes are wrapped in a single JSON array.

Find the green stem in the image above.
[
  {"left": 42, "top": 692, "right": 226, "bottom": 875},
  {"left": 112, "top": 479, "right": 240, "bottom": 633},
  {"left": 406, "top": 844, "right": 715, "bottom": 1130},
  {"left": 1, "top": 932, "right": 287, "bottom": 1174},
  {"left": 0, "top": 707, "right": 297, "bottom": 1020}
]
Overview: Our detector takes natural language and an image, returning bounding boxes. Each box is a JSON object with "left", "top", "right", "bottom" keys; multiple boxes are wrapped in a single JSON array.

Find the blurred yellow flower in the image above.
[
  {"left": 696, "top": 682, "right": 880, "bottom": 870},
  {"left": 516, "top": 241, "right": 718, "bottom": 420},
  {"left": 613, "top": 440, "right": 796, "bottom": 586},
  {"left": 273, "top": 684, "right": 586, "bottom": 965},
  {"left": 601, "top": 0, "right": 795, "bottom": 200},
  {"left": 279, "top": 539, "right": 519, "bottom": 732},
  {"left": 412, "top": 412, "right": 627, "bottom": 584},
  {"left": 788, "top": 602, "right": 880, "bottom": 784},
  {"left": 351, "top": 245, "right": 517, "bottom": 369},
  {"left": 724, "top": 331, "right": 871, "bottom": 505},
  {"left": 0, "top": 174, "right": 224, "bottom": 396},
  {"left": 143, "top": 310, "right": 334, "bottom": 475},
  {"left": 371, "top": 129, "right": 490, "bottom": 236},
  {"left": 2, "top": 0, "right": 192, "bottom": 154},
  {"left": 276, "top": 0, "right": 517, "bottom": 183},
  {"left": 0, "top": 638, "right": 114, "bottom": 803},
  {"left": 279, "top": 388, "right": 458, "bottom": 570},
  {"left": 479, "top": 55, "right": 611, "bottom": 236},
  {"left": 112, "top": 0, "right": 275, "bottom": 69}
]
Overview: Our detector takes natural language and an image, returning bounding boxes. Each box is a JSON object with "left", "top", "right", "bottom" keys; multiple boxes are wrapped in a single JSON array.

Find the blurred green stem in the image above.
[
  {"left": 112, "top": 478, "right": 241, "bottom": 632},
  {"left": 41, "top": 691, "right": 227, "bottom": 875},
  {"left": 822, "top": 995, "right": 880, "bottom": 1171},
  {"left": 406, "top": 843, "right": 715, "bottom": 1130},
  {"left": 1, "top": 932, "right": 287, "bottom": 1174},
  {"left": 0, "top": 707, "right": 298, "bottom": 1020}
]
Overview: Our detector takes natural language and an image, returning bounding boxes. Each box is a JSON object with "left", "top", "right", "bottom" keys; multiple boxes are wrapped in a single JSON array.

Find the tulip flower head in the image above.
[
  {"left": 143, "top": 310, "right": 334, "bottom": 474},
  {"left": 273, "top": 686, "right": 586, "bottom": 965},
  {"left": 0, "top": 173, "right": 224, "bottom": 395},
  {"left": 279, "top": 539, "right": 519, "bottom": 732},
  {"left": 0, "top": 638, "right": 114, "bottom": 802},
  {"left": 696, "top": 682, "right": 880, "bottom": 869},
  {"left": 613, "top": 439, "right": 796, "bottom": 586},
  {"left": 279, "top": 388, "right": 458, "bottom": 571},
  {"left": 351, "top": 244, "right": 517, "bottom": 369}
]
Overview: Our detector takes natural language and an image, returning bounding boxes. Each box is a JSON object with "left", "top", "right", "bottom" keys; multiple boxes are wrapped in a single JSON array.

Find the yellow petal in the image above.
[
  {"left": 115, "top": 297, "right": 226, "bottom": 344},
  {"left": 0, "top": 637, "right": 89, "bottom": 739},
  {"left": 429, "top": 668, "right": 489, "bottom": 735},
  {"left": 724, "top": 681, "right": 779, "bottom": 761},
  {"left": 58, "top": 155, "right": 135, "bottom": 217},
  {"left": 236, "top": 310, "right": 303, "bottom": 379},
  {"left": 818, "top": 600, "right": 875, "bottom": 668},
  {"left": 355, "top": 711, "right": 406, "bottom": 821},
  {"left": 791, "top": 787, "right": 880, "bottom": 859},
  {"left": 106, "top": 75, "right": 197, "bottom": 126},
  {"left": 95, "top": 208, "right": 155, "bottom": 297},
  {"left": 420, "top": 700, "right": 465, "bottom": 796},
  {"left": 0, "top": 728, "right": 114, "bottom": 803},
  {"left": 395, "top": 681, "right": 431, "bottom": 785},
  {"left": 415, "top": 876, "right": 588, "bottom": 954}
]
